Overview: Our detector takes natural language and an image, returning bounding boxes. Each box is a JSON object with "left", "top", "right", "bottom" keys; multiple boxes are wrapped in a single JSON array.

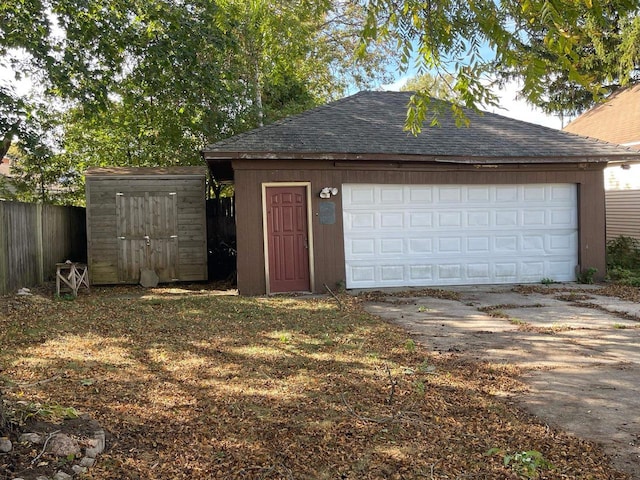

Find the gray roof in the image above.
[
  {"left": 203, "top": 91, "right": 640, "bottom": 163},
  {"left": 85, "top": 166, "right": 207, "bottom": 177}
]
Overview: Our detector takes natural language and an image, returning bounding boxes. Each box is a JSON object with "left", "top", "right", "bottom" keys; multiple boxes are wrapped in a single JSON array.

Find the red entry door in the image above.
[{"left": 265, "top": 186, "right": 311, "bottom": 293}]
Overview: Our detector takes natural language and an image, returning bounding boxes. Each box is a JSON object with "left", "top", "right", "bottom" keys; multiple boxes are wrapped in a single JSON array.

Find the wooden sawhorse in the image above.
[{"left": 56, "top": 262, "right": 90, "bottom": 297}]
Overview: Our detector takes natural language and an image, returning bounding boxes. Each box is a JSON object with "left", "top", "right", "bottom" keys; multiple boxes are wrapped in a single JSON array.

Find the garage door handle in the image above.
[{"left": 304, "top": 238, "right": 308, "bottom": 249}]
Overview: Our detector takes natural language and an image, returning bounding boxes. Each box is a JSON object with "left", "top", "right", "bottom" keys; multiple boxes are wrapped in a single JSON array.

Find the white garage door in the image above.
[{"left": 343, "top": 184, "right": 578, "bottom": 288}]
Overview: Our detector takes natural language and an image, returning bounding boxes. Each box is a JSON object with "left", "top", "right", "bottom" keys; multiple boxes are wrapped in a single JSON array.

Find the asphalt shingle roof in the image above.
[
  {"left": 563, "top": 84, "right": 640, "bottom": 149},
  {"left": 203, "top": 91, "right": 640, "bottom": 163}
]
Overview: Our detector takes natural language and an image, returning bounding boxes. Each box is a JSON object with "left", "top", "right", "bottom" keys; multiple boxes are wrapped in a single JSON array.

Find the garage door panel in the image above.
[
  {"left": 380, "top": 186, "right": 404, "bottom": 202},
  {"left": 438, "top": 212, "right": 463, "bottom": 227},
  {"left": 468, "top": 263, "right": 491, "bottom": 279},
  {"left": 343, "top": 184, "right": 578, "bottom": 288},
  {"left": 409, "top": 187, "right": 433, "bottom": 202},
  {"left": 523, "top": 210, "right": 546, "bottom": 226},
  {"left": 551, "top": 184, "right": 574, "bottom": 200},
  {"left": 547, "top": 260, "right": 575, "bottom": 277},
  {"left": 380, "top": 212, "right": 403, "bottom": 228},
  {"left": 409, "top": 238, "right": 432, "bottom": 254},
  {"left": 496, "top": 186, "right": 519, "bottom": 202},
  {"left": 468, "top": 237, "right": 490, "bottom": 252},
  {"left": 409, "top": 265, "right": 433, "bottom": 281},
  {"left": 551, "top": 209, "right": 576, "bottom": 226},
  {"left": 524, "top": 185, "right": 546, "bottom": 201},
  {"left": 348, "top": 212, "right": 375, "bottom": 228},
  {"left": 468, "top": 211, "right": 490, "bottom": 226},
  {"left": 409, "top": 212, "right": 433, "bottom": 227},
  {"left": 495, "top": 236, "right": 518, "bottom": 252},
  {"left": 468, "top": 186, "right": 491, "bottom": 201},
  {"left": 348, "top": 186, "right": 375, "bottom": 204},
  {"left": 381, "top": 265, "right": 404, "bottom": 281},
  {"left": 438, "top": 237, "right": 462, "bottom": 253},
  {"left": 438, "top": 187, "right": 462, "bottom": 203},
  {"left": 381, "top": 238, "right": 403, "bottom": 254},
  {"left": 550, "top": 233, "right": 575, "bottom": 251},
  {"left": 496, "top": 211, "right": 518, "bottom": 226}
]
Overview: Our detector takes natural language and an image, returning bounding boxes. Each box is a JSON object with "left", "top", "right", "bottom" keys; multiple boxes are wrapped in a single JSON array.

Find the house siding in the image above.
[
  {"left": 233, "top": 159, "right": 606, "bottom": 295},
  {"left": 605, "top": 189, "right": 640, "bottom": 241}
]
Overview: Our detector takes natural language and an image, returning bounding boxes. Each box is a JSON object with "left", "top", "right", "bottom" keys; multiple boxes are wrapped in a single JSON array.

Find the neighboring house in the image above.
[
  {"left": 564, "top": 83, "right": 640, "bottom": 151},
  {"left": 202, "top": 91, "right": 640, "bottom": 295},
  {"left": 0, "top": 156, "right": 16, "bottom": 199},
  {"left": 0, "top": 156, "right": 11, "bottom": 176},
  {"left": 563, "top": 84, "right": 640, "bottom": 240}
]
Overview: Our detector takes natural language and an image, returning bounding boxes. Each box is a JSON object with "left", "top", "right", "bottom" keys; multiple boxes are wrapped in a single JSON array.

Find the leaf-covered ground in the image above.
[{"left": 0, "top": 284, "right": 629, "bottom": 479}]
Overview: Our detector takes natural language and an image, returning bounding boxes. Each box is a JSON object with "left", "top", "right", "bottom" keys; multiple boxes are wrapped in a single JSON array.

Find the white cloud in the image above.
[
  {"left": 485, "top": 80, "right": 564, "bottom": 130},
  {"left": 380, "top": 76, "right": 410, "bottom": 92}
]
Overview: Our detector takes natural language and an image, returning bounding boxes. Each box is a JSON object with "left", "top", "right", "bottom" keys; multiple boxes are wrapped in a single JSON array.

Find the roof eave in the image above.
[{"left": 202, "top": 150, "right": 633, "bottom": 164}]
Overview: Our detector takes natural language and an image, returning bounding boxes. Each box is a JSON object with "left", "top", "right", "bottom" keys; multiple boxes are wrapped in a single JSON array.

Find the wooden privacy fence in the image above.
[{"left": 0, "top": 201, "right": 86, "bottom": 295}]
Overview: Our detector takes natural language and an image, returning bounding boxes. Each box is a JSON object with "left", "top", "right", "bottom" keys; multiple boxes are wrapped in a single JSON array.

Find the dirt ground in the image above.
[{"left": 362, "top": 284, "right": 640, "bottom": 478}]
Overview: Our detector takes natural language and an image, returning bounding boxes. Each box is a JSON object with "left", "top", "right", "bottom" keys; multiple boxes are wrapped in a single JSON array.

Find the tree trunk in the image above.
[
  {"left": 1, "top": 120, "right": 21, "bottom": 159},
  {"left": 254, "top": 61, "right": 264, "bottom": 128}
]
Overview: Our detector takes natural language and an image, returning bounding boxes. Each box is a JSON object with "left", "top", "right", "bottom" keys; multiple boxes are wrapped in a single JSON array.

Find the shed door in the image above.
[
  {"left": 116, "top": 192, "right": 179, "bottom": 283},
  {"left": 343, "top": 184, "right": 578, "bottom": 288},
  {"left": 265, "top": 186, "right": 311, "bottom": 293}
]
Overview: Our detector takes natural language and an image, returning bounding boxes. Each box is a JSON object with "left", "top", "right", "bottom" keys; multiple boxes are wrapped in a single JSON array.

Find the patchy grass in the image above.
[{"left": 0, "top": 284, "right": 629, "bottom": 479}]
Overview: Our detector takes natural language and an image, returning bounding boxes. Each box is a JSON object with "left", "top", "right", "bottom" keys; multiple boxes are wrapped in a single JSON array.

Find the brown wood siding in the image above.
[
  {"left": 605, "top": 189, "right": 640, "bottom": 241},
  {"left": 86, "top": 173, "right": 207, "bottom": 285},
  {"left": 233, "top": 160, "right": 607, "bottom": 295}
]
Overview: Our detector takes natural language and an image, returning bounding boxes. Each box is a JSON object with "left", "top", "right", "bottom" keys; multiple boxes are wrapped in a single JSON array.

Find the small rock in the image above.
[
  {"left": 19, "top": 432, "right": 44, "bottom": 444},
  {"left": 53, "top": 472, "right": 73, "bottom": 480},
  {"left": 0, "top": 436, "right": 12, "bottom": 453},
  {"left": 85, "top": 430, "right": 105, "bottom": 457},
  {"left": 85, "top": 446, "right": 100, "bottom": 458},
  {"left": 72, "top": 465, "right": 87, "bottom": 475},
  {"left": 36, "top": 476, "right": 50, "bottom": 480},
  {"left": 80, "top": 457, "right": 96, "bottom": 468},
  {"left": 48, "top": 434, "right": 80, "bottom": 457}
]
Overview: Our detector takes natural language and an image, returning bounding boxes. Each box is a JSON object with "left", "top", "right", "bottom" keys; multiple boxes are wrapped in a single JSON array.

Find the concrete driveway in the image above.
[{"left": 363, "top": 284, "right": 640, "bottom": 478}]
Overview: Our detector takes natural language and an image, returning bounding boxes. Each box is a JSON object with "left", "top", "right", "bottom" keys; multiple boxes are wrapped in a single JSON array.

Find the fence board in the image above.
[{"left": 0, "top": 202, "right": 86, "bottom": 294}]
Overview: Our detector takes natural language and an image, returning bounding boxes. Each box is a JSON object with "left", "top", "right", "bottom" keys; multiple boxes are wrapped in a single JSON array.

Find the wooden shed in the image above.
[{"left": 85, "top": 166, "right": 208, "bottom": 285}]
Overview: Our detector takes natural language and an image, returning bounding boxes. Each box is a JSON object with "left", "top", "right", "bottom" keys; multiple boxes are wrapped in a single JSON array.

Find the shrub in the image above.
[{"left": 606, "top": 235, "right": 640, "bottom": 270}]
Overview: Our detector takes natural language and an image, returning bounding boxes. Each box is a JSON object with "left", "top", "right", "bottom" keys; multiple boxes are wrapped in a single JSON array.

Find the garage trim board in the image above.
[{"left": 343, "top": 184, "right": 578, "bottom": 288}]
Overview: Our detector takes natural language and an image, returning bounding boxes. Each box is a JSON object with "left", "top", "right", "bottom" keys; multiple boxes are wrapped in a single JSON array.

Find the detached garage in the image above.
[{"left": 202, "top": 91, "right": 640, "bottom": 295}]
